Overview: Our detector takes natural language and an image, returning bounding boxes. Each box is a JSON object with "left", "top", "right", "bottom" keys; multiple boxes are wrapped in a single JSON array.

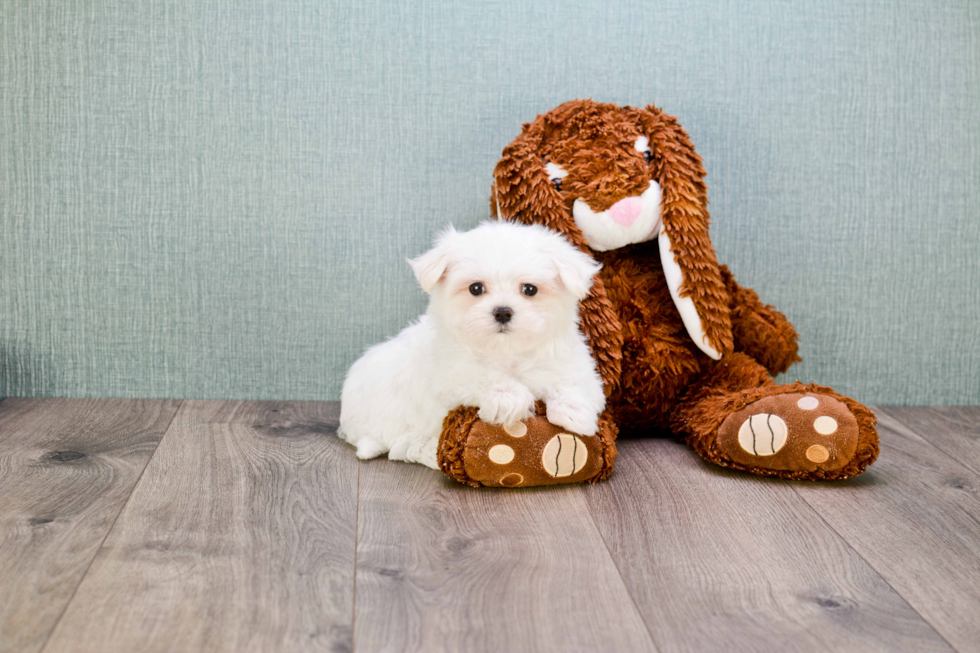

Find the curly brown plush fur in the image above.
[{"left": 437, "top": 99, "right": 878, "bottom": 485}]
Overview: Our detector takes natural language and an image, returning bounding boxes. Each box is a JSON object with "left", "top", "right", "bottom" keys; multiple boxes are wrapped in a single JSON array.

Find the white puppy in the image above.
[{"left": 338, "top": 220, "right": 606, "bottom": 469}]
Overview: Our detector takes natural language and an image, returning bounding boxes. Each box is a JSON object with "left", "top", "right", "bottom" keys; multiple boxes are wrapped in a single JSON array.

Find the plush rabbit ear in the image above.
[
  {"left": 492, "top": 106, "right": 624, "bottom": 394},
  {"left": 640, "top": 105, "right": 733, "bottom": 360},
  {"left": 408, "top": 226, "right": 458, "bottom": 293},
  {"left": 492, "top": 115, "right": 592, "bottom": 250}
]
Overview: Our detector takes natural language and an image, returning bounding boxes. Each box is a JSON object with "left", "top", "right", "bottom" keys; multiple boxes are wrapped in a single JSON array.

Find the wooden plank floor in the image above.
[
  {"left": 1, "top": 400, "right": 978, "bottom": 653},
  {"left": 0, "top": 399, "right": 181, "bottom": 653}
]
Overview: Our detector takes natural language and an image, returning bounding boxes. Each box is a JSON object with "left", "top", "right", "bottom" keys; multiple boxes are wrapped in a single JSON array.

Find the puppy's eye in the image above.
[
  {"left": 522, "top": 283, "right": 537, "bottom": 297},
  {"left": 469, "top": 282, "right": 485, "bottom": 296}
]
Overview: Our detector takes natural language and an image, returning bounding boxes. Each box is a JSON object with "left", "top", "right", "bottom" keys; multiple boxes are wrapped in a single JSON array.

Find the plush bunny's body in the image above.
[{"left": 437, "top": 100, "right": 878, "bottom": 487}]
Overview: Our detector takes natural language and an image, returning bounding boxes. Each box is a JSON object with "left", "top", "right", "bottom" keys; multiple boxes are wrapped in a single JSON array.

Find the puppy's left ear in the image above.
[
  {"left": 547, "top": 236, "right": 602, "bottom": 300},
  {"left": 408, "top": 227, "right": 458, "bottom": 293}
]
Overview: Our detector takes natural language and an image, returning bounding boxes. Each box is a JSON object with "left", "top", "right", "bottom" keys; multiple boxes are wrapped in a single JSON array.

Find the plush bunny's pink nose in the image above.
[{"left": 607, "top": 197, "right": 642, "bottom": 227}]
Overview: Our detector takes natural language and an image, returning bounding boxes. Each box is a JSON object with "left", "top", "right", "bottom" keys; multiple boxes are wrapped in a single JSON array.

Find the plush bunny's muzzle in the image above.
[{"left": 571, "top": 179, "right": 663, "bottom": 252}]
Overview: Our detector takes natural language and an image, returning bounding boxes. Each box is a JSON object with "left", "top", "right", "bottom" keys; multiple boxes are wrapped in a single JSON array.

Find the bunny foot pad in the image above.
[
  {"left": 440, "top": 413, "right": 610, "bottom": 487},
  {"left": 717, "top": 392, "right": 859, "bottom": 475}
]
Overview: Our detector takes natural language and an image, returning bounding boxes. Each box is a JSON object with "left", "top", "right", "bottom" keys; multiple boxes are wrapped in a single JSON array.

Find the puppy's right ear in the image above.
[
  {"left": 408, "top": 226, "right": 458, "bottom": 293},
  {"left": 547, "top": 237, "right": 602, "bottom": 300}
]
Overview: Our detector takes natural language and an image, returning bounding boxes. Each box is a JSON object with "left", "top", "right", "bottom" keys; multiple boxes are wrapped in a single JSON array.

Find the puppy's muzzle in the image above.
[{"left": 493, "top": 306, "right": 514, "bottom": 324}]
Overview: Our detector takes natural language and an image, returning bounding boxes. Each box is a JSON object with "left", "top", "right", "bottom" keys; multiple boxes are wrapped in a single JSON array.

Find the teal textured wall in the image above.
[{"left": 1, "top": 0, "right": 978, "bottom": 404}]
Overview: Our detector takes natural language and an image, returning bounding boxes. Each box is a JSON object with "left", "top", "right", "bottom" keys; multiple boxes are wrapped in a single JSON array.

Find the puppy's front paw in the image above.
[
  {"left": 479, "top": 386, "right": 536, "bottom": 426},
  {"left": 546, "top": 399, "right": 599, "bottom": 436}
]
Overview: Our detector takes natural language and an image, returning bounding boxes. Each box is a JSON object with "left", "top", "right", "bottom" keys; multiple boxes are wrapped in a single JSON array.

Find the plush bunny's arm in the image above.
[{"left": 720, "top": 265, "right": 800, "bottom": 376}]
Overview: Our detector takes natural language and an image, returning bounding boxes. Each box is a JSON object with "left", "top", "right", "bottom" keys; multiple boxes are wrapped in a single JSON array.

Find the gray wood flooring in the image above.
[{"left": 1, "top": 399, "right": 978, "bottom": 653}]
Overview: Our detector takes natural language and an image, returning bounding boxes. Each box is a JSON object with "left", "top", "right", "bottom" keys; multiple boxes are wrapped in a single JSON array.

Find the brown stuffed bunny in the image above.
[{"left": 437, "top": 100, "right": 878, "bottom": 487}]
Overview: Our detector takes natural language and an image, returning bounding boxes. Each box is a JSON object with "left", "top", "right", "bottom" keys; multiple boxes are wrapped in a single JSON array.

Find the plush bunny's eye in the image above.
[
  {"left": 635, "top": 135, "right": 654, "bottom": 163},
  {"left": 544, "top": 161, "right": 568, "bottom": 192}
]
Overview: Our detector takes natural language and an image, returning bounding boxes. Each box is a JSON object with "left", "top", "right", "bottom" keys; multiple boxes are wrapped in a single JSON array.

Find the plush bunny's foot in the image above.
[
  {"left": 438, "top": 404, "right": 616, "bottom": 487},
  {"left": 691, "top": 384, "right": 878, "bottom": 480}
]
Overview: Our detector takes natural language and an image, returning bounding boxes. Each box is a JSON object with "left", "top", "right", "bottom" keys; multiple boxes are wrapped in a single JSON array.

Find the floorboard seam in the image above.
[
  {"left": 789, "top": 483, "right": 958, "bottom": 652},
  {"left": 873, "top": 407, "right": 980, "bottom": 543},
  {"left": 581, "top": 485, "right": 663, "bottom": 653},
  {"left": 350, "top": 460, "right": 360, "bottom": 653},
  {"left": 35, "top": 399, "right": 184, "bottom": 653},
  {"left": 876, "top": 406, "right": 980, "bottom": 480}
]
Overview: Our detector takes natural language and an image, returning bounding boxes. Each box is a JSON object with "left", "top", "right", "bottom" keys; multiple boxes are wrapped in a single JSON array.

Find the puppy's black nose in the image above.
[{"left": 493, "top": 306, "right": 513, "bottom": 324}]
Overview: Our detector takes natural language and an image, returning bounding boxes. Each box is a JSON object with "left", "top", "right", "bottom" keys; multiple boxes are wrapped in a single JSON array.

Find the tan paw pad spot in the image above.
[
  {"left": 499, "top": 473, "right": 524, "bottom": 487},
  {"left": 797, "top": 396, "right": 819, "bottom": 410},
  {"left": 488, "top": 444, "right": 515, "bottom": 464},
  {"left": 737, "top": 414, "right": 788, "bottom": 456},
  {"left": 542, "top": 433, "right": 588, "bottom": 477},
  {"left": 806, "top": 444, "right": 830, "bottom": 463},
  {"left": 504, "top": 421, "right": 527, "bottom": 438},
  {"left": 814, "top": 416, "right": 838, "bottom": 435}
]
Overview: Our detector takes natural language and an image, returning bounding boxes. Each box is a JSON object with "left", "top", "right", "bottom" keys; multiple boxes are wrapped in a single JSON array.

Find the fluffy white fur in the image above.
[{"left": 338, "top": 221, "right": 606, "bottom": 469}]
